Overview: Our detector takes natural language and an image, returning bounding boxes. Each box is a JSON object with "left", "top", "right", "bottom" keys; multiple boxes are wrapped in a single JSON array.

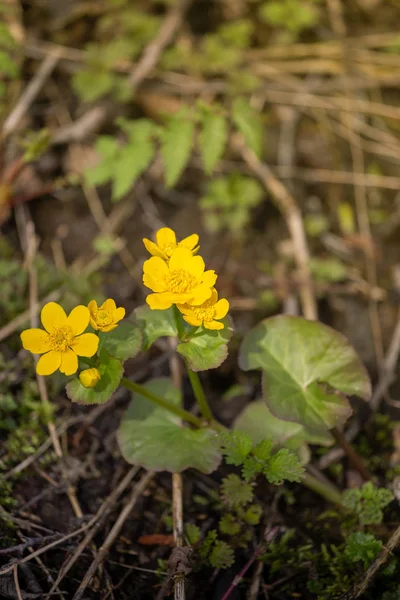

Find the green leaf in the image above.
[
  {"left": 343, "top": 482, "right": 394, "bottom": 525},
  {"left": 221, "top": 474, "right": 254, "bottom": 507},
  {"left": 185, "top": 523, "right": 201, "bottom": 545},
  {"left": 72, "top": 69, "right": 114, "bottom": 102},
  {"left": 265, "top": 449, "right": 304, "bottom": 485},
  {"left": 344, "top": 532, "right": 382, "bottom": 567},
  {"left": 219, "top": 430, "right": 253, "bottom": 466},
  {"left": 210, "top": 541, "right": 235, "bottom": 568},
  {"left": 199, "top": 111, "right": 228, "bottom": 175},
  {"left": 112, "top": 120, "right": 156, "bottom": 200},
  {"left": 66, "top": 352, "right": 123, "bottom": 405},
  {"left": 161, "top": 112, "right": 194, "bottom": 187},
  {"left": 219, "top": 514, "right": 241, "bottom": 536},
  {"left": 234, "top": 399, "right": 332, "bottom": 460},
  {"left": 232, "top": 98, "right": 263, "bottom": 158},
  {"left": 177, "top": 318, "right": 233, "bottom": 371},
  {"left": 117, "top": 378, "right": 221, "bottom": 473},
  {"left": 199, "top": 530, "right": 218, "bottom": 560},
  {"left": 239, "top": 316, "right": 371, "bottom": 434},
  {"left": 252, "top": 438, "right": 273, "bottom": 461},
  {"left": 242, "top": 456, "right": 264, "bottom": 482},
  {"left": 99, "top": 319, "right": 142, "bottom": 361},
  {"left": 85, "top": 136, "right": 119, "bottom": 187},
  {"left": 134, "top": 305, "right": 178, "bottom": 350},
  {"left": 243, "top": 504, "right": 262, "bottom": 525}
]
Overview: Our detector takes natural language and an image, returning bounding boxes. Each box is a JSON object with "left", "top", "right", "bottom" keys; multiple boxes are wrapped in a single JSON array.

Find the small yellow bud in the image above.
[{"left": 79, "top": 368, "right": 101, "bottom": 388}]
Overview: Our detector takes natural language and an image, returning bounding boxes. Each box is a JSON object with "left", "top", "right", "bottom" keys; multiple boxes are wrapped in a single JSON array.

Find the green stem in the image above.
[
  {"left": 302, "top": 471, "right": 344, "bottom": 507},
  {"left": 172, "top": 305, "right": 214, "bottom": 422},
  {"left": 186, "top": 368, "right": 213, "bottom": 422},
  {"left": 120, "top": 378, "right": 203, "bottom": 428}
]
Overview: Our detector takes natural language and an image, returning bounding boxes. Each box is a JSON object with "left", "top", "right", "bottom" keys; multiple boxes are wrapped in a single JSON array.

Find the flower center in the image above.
[
  {"left": 162, "top": 242, "right": 177, "bottom": 258},
  {"left": 94, "top": 309, "right": 114, "bottom": 327},
  {"left": 189, "top": 297, "right": 216, "bottom": 322},
  {"left": 167, "top": 269, "right": 197, "bottom": 294},
  {"left": 49, "top": 326, "right": 75, "bottom": 352}
]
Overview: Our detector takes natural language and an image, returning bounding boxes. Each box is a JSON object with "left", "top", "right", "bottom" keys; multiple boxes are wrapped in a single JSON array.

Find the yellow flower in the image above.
[
  {"left": 21, "top": 302, "right": 99, "bottom": 376},
  {"left": 178, "top": 288, "right": 229, "bottom": 330},
  {"left": 79, "top": 368, "right": 101, "bottom": 388},
  {"left": 143, "top": 227, "right": 199, "bottom": 261},
  {"left": 88, "top": 299, "right": 125, "bottom": 332},
  {"left": 143, "top": 247, "right": 217, "bottom": 310}
]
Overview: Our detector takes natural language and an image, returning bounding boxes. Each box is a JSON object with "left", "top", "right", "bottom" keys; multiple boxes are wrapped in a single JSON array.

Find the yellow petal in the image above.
[
  {"left": 179, "top": 234, "right": 199, "bottom": 250},
  {"left": 101, "top": 298, "right": 116, "bottom": 312},
  {"left": 60, "top": 349, "right": 78, "bottom": 375},
  {"left": 143, "top": 273, "right": 168, "bottom": 293},
  {"left": 143, "top": 238, "right": 167, "bottom": 259},
  {"left": 156, "top": 227, "right": 176, "bottom": 248},
  {"left": 79, "top": 368, "right": 101, "bottom": 388},
  {"left": 187, "top": 255, "right": 205, "bottom": 278},
  {"left": 214, "top": 298, "right": 229, "bottom": 320},
  {"left": 143, "top": 256, "right": 169, "bottom": 278},
  {"left": 99, "top": 323, "right": 118, "bottom": 332},
  {"left": 202, "top": 270, "right": 217, "bottom": 288},
  {"left": 67, "top": 305, "right": 90, "bottom": 335},
  {"left": 183, "top": 315, "right": 202, "bottom": 327},
  {"left": 146, "top": 292, "right": 174, "bottom": 310},
  {"left": 41, "top": 302, "right": 67, "bottom": 333},
  {"left": 176, "top": 304, "right": 191, "bottom": 316},
  {"left": 21, "top": 329, "right": 51, "bottom": 354},
  {"left": 168, "top": 247, "right": 194, "bottom": 272},
  {"left": 188, "top": 285, "right": 213, "bottom": 306},
  {"left": 209, "top": 288, "right": 219, "bottom": 304},
  {"left": 72, "top": 333, "right": 99, "bottom": 357},
  {"left": 88, "top": 300, "right": 98, "bottom": 315},
  {"left": 204, "top": 320, "right": 224, "bottom": 331},
  {"left": 36, "top": 351, "right": 62, "bottom": 375},
  {"left": 113, "top": 307, "right": 125, "bottom": 322},
  {"left": 90, "top": 317, "right": 99, "bottom": 330}
]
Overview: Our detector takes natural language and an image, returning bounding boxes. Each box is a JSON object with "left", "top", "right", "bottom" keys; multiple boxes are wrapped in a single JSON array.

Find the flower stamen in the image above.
[{"left": 49, "top": 326, "right": 75, "bottom": 352}]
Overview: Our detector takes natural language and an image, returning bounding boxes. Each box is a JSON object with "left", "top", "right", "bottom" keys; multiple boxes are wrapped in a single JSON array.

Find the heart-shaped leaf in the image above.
[
  {"left": 99, "top": 318, "right": 142, "bottom": 361},
  {"left": 177, "top": 318, "right": 233, "bottom": 371},
  {"left": 239, "top": 316, "right": 371, "bottom": 434},
  {"left": 117, "top": 378, "right": 221, "bottom": 473},
  {"left": 66, "top": 351, "right": 123, "bottom": 405},
  {"left": 134, "top": 305, "right": 178, "bottom": 350}
]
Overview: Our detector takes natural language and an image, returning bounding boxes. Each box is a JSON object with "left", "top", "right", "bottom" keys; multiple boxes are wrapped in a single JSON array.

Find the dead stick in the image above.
[{"left": 331, "top": 427, "right": 372, "bottom": 481}]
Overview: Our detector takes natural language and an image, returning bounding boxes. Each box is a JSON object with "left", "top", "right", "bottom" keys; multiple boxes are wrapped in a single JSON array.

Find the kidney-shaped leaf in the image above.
[
  {"left": 66, "top": 352, "right": 123, "bottom": 405},
  {"left": 117, "top": 378, "right": 221, "bottom": 473},
  {"left": 134, "top": 305, "right": 178, "bottom": 350},
  {"left": 239, "top": 316, "right": 371, "bottom": 434},
  {"left": 177, "top": 318, "right": 233, "bottom": 371},
  {"left": 99, "top": 318, "right": 142, "bottom": 361}
]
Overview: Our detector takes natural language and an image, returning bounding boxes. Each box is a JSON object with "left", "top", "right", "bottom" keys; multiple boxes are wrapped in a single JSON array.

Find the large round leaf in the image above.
[
  {"left": 239, "top": 316, "right": 371, "bottom": 434},
  {"left": 117, "top": 378, "right": 221, "bottom": 473},
  {"left": 99, "top": 318, "right": 142, "bottom": 361}
]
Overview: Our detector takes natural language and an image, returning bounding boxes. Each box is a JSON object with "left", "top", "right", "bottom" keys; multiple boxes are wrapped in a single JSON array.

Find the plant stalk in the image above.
[
  {"left": 120, "top": 377, "right": 203, "bottom": 428},
  {"left": 331, "top": 427, "right": 372, "bottom": 481},
  {"left": 172, "top": 305, "right": 214, "bottom": 422},
  {"left": 185, "top": 368, "right": 213, "bottom": 422},
  {"left": 302, "top": 470, "right": 344, "bottom": 506}
]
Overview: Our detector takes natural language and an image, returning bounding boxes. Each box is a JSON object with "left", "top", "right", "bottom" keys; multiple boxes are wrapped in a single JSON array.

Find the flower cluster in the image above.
[
  {"left": 142, "top": 227, "right": 229, "bottom": 330},
  {"left": 21, "top": 298, "right": 125, "bottom": 382}
]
